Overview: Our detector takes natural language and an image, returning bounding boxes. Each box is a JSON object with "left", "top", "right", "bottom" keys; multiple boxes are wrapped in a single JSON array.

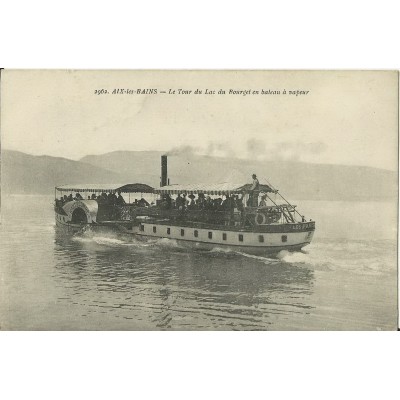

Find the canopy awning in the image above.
[
  {"left": 154, "top": 182, "right": 275, "bottom": 195},
  {"left": 55, "top": 183, "right": 154, "bottom": 193}
]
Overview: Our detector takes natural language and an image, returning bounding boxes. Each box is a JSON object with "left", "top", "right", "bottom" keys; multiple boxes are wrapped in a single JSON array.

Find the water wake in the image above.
[
  {"left": 71, "top": 229, "right": 395, "bottom": 276},
  {"left": 72, "top": 230, "right": 147, "bottom": 248},
  {"left": 234, "top": 251, "right": 279, "bottom": 265},
  {"left": 277, "top": 250, "right": 310, "bottom": 264},
  {"left": 154, "top": 237, "right": 182, "bottom": 248},
  {"left": 276, "top": 240, "right": 396, "bottom": 275},
  {"left": 73, "top": 235, "right": 128, "bottom": 246},
  {"left": 209, "top": 246, "right": 235, "bottom": 254}
]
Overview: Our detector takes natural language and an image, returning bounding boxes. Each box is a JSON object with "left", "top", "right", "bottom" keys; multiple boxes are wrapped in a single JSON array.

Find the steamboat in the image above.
[{"left": 54, "top": 156, "right": 315, "bottom": 255}]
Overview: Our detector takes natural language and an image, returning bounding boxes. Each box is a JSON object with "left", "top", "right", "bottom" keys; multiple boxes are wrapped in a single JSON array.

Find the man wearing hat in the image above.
[
  {"left": 248, "top": 173, "right": 260, "bottom": 207},
  {"left": 251, "top": 174, "right": 259, "bottom": 191},
  {"left": 116, "top": 190, "right": 126, "bottom": 205}
]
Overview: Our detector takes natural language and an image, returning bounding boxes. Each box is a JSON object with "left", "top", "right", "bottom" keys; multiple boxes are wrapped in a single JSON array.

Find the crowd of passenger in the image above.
[
  {"left": 56, "top": 190, "right": 268, "bottom": 212},
  {"left": 159, "top": 193, "right": 245, "bottom": 212},
  {"left": 55, "top": 190, "right": 151, "bottom": 208}
]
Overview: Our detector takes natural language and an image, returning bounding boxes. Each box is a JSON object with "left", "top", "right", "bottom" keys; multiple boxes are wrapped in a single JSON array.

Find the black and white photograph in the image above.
[{"left": 1, "top": 70, "right": 398, "bottom": 331}]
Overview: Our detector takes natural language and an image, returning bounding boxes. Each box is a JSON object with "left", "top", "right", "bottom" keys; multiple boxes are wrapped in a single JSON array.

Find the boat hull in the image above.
[
  {"left": 55, "top": 212, "right": 315, "bottom": 255},
  {"left": 136, "top": 234, "right": 311, "bottom": 255},
  {"left": 135, "top": 222, "right": 314, "bottom": 255},
  {"left": 55, "top": 216, "right": 86, "bottom": 234}
]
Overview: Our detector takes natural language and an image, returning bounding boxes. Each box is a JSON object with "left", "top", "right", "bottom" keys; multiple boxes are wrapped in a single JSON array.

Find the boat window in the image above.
[
  {"left": 181, "top": 229, "right": 185, "bottom": 236},
  {"left": 282, "top": 235, "right": 287, "bottom": 243},
  {"left": 238, "top": 234, "right": 244, "bottom": 242},
  {"left": 140, "top": 225, "right": 144, "bottom": 232},
  {"left": 167, "top": 227, "right": 171, "bottom": 235},
  {"left": 258, "top": 235, "right": 264, "bottom": 243},
  {"left": 222, "top": 233, "right": 227, "bottom": 241},
  {"left": 208, "top": 232, "right": 212, "bottom": 239},
  {"left": 153, "top": 226, "right": 157, "bottom": 233},
  {"left": 194, "top": 230, "right": 198, "bottom": 238}
]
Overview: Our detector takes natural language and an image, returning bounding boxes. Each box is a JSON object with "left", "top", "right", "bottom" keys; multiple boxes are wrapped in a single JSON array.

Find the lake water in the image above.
[{"left": 0, "top": 195, "right": 397, "bottom": 330}]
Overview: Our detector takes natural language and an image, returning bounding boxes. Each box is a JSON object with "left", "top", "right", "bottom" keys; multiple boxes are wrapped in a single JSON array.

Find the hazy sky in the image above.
[{"left": 1, "top": 70, "right": 398, "bottom": 170}]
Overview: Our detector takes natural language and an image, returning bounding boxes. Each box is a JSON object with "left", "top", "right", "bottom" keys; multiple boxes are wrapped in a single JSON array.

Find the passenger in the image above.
[
  {"left": 137, "top": 198, "right": 150, "bottom": 207},
  {"left": 111, "top": 191, "right": 118, "bottom": 205},
  {"left": 259, "top": 194, "right": 267, "bottom": 207},
  {"left": 160, "top": 194, "right": 171, "bottom": 209},
  {"left": 250, "top": 174, "right": 260, "bottom": 191},
  {"left": 227, "top": 195, "right": 234, "bottom": 211},
  {"left": 236, "top": 194, "right": 244, "bottom": 212},
  {"left": 74, "top": 192, "right": 83, "bottom": 200},
  {"left": 188, "top": 194, "right": 196, "bottom": 209},
  {"left": 178, "top": 194, "right": 185, "bottom": 210},
  {"left": 91, "top": 193, "right": 97, "bottom": 200},
  {"left": 214, "top": 197, "right": 222, "bottom": 210},
  {"left": 63, "top": 195, "right": 68, "bottom": 203},
  {"left": 205, "top": 196, "right": 213, "bottom": 210},
  {"left": 165, "top": 194, "right": 172, "bottom": 209},
  {"left": 95, "top": 192, "right": 105, "bottom": 204},
  {"left": 219, "top": 195, "right": 227, "bottom": 210},
  {"left": 228, "top": 195, "right": 234, "bottom": 210},
  {"left": 107, "top": 192, "right": 114, "bottom": 204},
  {"left": 116, "top": 191, "right": 126, "bottom": 205},
  {"left": 182, "top": 194, "right": 189, "bottom": 208},
  {"left": 224, "top": 195, "right": 233, "bottom": 211},
  {"left": 248, "top": 173, "right": 260, "bottom": 206},
  {"left": 67, "top": 193, "right": 73, "bottom": 202},
  {"left": 197, "top": 193, "right": 205, "bottom": 209},
  {"left": 175, "top": 194, "right": 183, "bottom": 209}
]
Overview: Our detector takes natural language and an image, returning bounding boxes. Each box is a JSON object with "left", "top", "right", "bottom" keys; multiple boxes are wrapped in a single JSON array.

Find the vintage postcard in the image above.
[{"left": 0, "top": 70, "right": 398, "bottom": 330}]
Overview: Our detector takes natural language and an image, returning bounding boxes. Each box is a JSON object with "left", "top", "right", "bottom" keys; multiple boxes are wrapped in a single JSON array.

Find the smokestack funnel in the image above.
[{"left": 161, "top": 155, "right": 168, "bottom": 187}]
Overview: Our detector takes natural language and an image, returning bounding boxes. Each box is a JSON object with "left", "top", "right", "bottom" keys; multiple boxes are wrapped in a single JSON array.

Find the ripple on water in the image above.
[{"left": 1, "top": 195, "right": 397, "bottom": 330}]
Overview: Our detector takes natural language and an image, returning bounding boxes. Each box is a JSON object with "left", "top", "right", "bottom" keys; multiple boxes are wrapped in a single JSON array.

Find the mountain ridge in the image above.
[
  {"left": 80, "top": 151, "right": 397, "bottom": 201},
  {"left": 1, "top": 150, "right": 126, "bottom": 195}
]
